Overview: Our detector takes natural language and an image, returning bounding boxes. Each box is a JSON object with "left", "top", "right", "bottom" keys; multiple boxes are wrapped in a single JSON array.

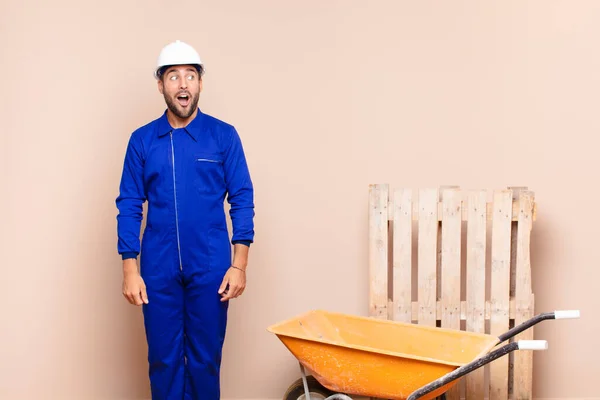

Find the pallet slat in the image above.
[
  {"left": 489, "top": 190, "right": 513, "bottom": 400},
  {"left": 440, "top": 189, "right": 462, "bottom": 328},
  {"left": 368, "top": 184, "right": 388, "bottom": 319},
  {"left": 393, "top": 188, "right": 413, "bottom": 323},
  {"left": 386, "top": 199, "right": 536, "bottom": 222},
  {"left": 513, "top": 191, "right": 535, "bottom": 399},
  {"left": 440, "top": 189, "right": 462, "bottom": 400},
  {"left": 409, "top": 298, "right": 519, "bottom": 321},
  {"left": 465, "top": 190, "right": 488, "bottom": 400},
  {"left": 417, "top": 189, "right": 438, "bottom": 327}
]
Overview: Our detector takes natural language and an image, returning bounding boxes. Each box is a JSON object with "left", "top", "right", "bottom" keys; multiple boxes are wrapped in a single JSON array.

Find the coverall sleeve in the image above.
[
  {"left": 115, "top": 132, "right": 146, "bottom": 259},
  {"left": 223, "top": 127, "right": 255, "bottom": 246}
]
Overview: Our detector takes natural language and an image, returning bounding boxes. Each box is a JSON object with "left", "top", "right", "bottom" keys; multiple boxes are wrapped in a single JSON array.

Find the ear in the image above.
[
  {"left": 157, "top": 78, "right": 164, "bottom": 95},
  {"left": 199, "top": 77, "right": 203, "bottom": 93}
]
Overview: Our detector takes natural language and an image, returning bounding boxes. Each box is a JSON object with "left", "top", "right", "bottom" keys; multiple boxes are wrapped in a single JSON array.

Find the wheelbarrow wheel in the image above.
[{"left": 283, "top": 375, "right": 334, "bottom": 400}]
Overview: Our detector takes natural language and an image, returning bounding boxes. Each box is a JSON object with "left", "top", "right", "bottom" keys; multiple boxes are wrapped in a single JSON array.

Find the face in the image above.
[{"left": 158, "top": 65, "right": 202, "bottom": 120}]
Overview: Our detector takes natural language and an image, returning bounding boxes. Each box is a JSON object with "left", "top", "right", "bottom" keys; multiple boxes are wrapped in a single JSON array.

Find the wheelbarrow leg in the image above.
[
  {"left": 299, "top": 363, "right": 312, "bottom": 400},
  {"left": 298, "top": 362, "right": 353, "bottom": 400}
]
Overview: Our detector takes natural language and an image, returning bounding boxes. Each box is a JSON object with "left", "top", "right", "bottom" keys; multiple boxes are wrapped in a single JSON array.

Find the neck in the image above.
[{"left": 166, "top": 108, "right": 198, "bottom": 129}]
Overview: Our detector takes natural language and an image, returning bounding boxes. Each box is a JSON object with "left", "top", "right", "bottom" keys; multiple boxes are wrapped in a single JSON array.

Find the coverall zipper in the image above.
[{"left": 169, "top": 131, "right": 183, "bottom": 271}]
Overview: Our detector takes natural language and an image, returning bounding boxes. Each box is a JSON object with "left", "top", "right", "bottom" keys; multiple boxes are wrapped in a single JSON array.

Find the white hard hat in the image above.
[{"left": 155, "top": 40, "right": 203, "bottom": 79}]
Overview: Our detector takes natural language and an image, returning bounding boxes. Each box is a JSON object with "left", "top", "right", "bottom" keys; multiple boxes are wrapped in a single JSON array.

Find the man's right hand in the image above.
[{"left": 122, "top": 259, "right": 149, "bottom": 306}]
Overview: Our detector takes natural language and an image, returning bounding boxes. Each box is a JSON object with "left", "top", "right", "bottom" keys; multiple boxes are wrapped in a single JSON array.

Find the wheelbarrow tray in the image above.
[{"left": 267, "top": 309, "right": 500, "bottom": 400}]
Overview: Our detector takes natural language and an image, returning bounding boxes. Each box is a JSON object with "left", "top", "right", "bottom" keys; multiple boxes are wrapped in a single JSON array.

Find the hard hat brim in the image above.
[{"left": 154, "top": 63, "right": 204, "bottom": 79}]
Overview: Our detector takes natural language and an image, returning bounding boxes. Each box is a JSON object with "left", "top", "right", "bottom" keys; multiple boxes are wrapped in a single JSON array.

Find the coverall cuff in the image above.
[
  {"left": 232, "top": 240, "right": 252, "bottom": 247},
  {"left": 121, "top": 252, "right": 138, "bottom": 260}
]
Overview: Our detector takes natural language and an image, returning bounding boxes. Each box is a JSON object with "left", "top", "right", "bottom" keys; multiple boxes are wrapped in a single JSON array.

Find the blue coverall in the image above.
[{"left": 115, "top": 108, "right": 255, "bottom": 399}]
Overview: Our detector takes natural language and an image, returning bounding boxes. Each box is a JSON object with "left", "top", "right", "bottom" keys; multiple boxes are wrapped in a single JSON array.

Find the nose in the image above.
[{"left": 179, "top": 76, "right": 188, "bottom": 89}]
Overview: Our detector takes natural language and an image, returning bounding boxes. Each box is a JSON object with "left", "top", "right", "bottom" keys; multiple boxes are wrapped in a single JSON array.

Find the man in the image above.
[{"left": 115, "top": 40, "right": 255, "bottom": 399}]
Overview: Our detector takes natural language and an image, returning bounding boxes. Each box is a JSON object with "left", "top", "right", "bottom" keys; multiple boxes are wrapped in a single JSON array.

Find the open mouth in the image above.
[{"left": 176, "top": 93, "right": 190, "bottom": 107}]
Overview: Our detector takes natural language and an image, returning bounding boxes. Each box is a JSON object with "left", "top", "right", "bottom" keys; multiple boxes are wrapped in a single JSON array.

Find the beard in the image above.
[{"left": 164, "top": 91, "right": 200, "bottom": 119}]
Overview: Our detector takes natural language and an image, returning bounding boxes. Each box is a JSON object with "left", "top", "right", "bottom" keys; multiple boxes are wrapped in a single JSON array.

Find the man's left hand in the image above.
[{"left": 218, "top": 266, "right": 246, "bottom": 302}]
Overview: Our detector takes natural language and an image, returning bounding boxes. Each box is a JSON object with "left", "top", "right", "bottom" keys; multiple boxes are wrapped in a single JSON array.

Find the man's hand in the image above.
[
  {"left": 218, "top": 244, "right": 249, "bottom": 302},
  {"left": 122, "top": 259, "right": 148, "bottom": 306},
  {"left": 218, "top": 266, "right": 246, "bottom": 302}
]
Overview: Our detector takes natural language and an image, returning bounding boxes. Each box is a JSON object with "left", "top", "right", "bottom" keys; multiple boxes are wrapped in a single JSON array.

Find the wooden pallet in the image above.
[{"left": 368, "top": 185, "right": 537, "bottom": 400}]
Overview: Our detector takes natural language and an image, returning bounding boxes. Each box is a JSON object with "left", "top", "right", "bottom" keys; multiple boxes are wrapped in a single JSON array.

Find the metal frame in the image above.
[{"left": 299, "top": 363, "right": 352, "bottom": 400}]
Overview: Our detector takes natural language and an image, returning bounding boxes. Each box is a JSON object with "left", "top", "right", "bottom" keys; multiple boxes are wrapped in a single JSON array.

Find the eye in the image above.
[
  {"left": 187, "top": 75, "right": 195, "bottom": 80},
  {"left": 169, "top": 75, "right": 177, "bottom": 81}
]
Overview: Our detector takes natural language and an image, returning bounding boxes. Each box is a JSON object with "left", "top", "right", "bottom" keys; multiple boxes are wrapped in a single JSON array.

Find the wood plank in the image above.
[
  {"left": 409, "top": 298, "right": 519, "bottom": 321},
  {"left": 513, "top": 191, "right": 535, "bottom": 399},
  {"left": 369, "top": 184, "right": 389, "bottom": 319},
  {"left": 437, "top": 186, "right": 460, "bottom": 318},
  {"left": 387, "top": 199, "right": 536, "bottom": 222},
  {"left": 489, "top": 190, "right": 513, "bottom": 400},
  {"left": 507, "top": 187, "right": 527, "bottom": 399},
  {"left": 465, "top": 190, "right": 488, "bottom": 400},
  {"left": 440, "top": 188, "right": 462, "bottom": 400},
  {"left": 417, "top": 189, "right": 438, "bottom": 326},
  {"left": 392, "top": 188, "right": 413, "bottom": 323}
]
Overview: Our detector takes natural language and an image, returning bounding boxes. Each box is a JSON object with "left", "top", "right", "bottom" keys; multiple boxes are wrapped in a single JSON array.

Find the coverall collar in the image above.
[{"left": 157, "top": 108, "right": 205, "bottom": 141}]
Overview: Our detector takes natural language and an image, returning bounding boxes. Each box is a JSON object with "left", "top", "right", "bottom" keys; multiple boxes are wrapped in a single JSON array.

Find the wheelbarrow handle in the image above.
[
  {"left": 518, "top": 340, "right": 548, "bottom": 350},
  {"left": 555, "top": 310, "right": 580, "bottom": 319},
  {"left": 407, "top": 310, "right": 579, "bottom": 400},
  {"left": 497, "top": 310, "right": 580, "bottom": 343},
  {"left": 406, "top": 340, "right": 548, "bottom": 400}
]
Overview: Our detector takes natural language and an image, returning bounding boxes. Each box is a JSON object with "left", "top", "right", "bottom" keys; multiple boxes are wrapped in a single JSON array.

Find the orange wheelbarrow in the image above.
[{"left": 267, "top": 309, "right": 580, "bottom": 400}]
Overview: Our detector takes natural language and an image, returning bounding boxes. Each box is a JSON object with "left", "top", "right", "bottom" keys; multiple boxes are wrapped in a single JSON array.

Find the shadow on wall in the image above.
[
  {"left": 91, "top": 150, "right": 152, "bottom": 398},
  {"left": 117, "top": 207, "right": 152, "bottom": 398},
  {"left": 119, "top": 306, "right": 152, "bottom": 399}
]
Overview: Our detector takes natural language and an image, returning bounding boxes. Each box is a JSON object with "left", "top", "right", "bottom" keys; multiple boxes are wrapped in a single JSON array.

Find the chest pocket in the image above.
[{"left": 193, "top": 152, "right": 225, "bottom": 194}]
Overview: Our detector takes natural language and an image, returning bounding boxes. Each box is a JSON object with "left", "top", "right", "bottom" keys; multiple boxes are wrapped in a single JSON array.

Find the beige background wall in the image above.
[{"left": 1, "top": 1, "right": 598, "bottom": 399}]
